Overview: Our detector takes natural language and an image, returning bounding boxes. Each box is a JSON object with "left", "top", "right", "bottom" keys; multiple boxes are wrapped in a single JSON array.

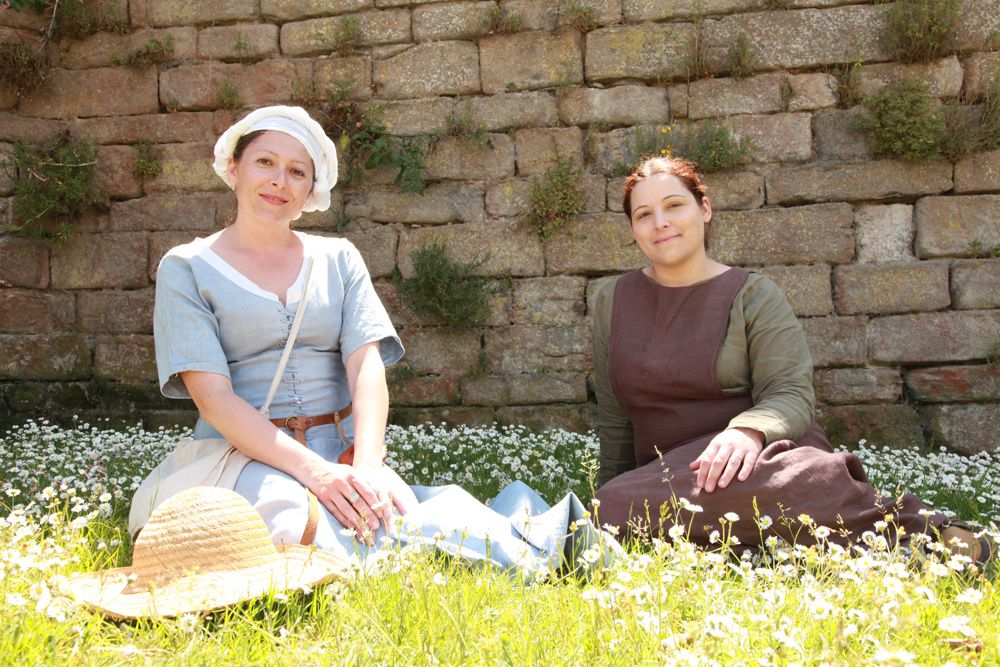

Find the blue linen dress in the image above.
[{"left": 154, "top": 231, "right": 620, "bottom": 574}]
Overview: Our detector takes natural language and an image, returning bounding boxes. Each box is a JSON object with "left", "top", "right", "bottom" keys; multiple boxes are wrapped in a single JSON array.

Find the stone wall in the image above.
[{"left": 1, "top": 0, "right": 998, "bottom": 452}]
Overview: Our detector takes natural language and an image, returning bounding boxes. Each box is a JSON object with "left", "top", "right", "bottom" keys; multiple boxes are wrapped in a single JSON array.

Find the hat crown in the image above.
[{"left": 130, "top": 487, "right": 278, "bottom": 579}]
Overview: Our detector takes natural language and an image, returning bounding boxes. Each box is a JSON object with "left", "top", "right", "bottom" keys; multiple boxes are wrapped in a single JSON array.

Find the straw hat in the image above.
[{"left": 63, "top": 487, "right": 350, "bottom": 620}]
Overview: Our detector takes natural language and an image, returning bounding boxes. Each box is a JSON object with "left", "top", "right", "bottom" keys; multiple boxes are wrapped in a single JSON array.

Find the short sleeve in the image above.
[
  {"left": 154, "top": 254, "right": 232, "bottom": 399},
  {"left": 338, "top": 242, "right": 404, "bottom": 366}
]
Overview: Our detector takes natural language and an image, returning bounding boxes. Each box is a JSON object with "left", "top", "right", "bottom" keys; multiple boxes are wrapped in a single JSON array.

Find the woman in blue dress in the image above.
[{"left": 149, "top": 106, "right": 613, "bottom": 572}]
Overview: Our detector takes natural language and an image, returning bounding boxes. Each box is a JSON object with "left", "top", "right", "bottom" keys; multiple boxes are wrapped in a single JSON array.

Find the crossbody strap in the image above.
[{"left": 259, "top": 256, "right": 315, "bottom": 418}]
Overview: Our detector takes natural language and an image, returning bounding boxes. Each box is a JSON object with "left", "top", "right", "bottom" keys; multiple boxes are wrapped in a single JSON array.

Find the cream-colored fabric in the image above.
[{"left": 593, "top": 271, "right": 816, "bottom": 486}]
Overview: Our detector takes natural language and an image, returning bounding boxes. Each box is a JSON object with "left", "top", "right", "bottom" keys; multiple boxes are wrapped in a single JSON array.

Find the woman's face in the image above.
[
  {"left": 628, "top": 172, "right": 712, "bottom": 271},
  {"left": 226, "top": 130, "right": 314, "bottom": 225}
]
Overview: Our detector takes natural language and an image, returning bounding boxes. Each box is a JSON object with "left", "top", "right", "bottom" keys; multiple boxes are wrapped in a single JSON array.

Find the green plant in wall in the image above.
[
  {"left": 214, "top": 80, "right": 241, "bottom": 110},
  {"left": 727, "top": 35, "right": 757, "bottom": 79},
  {"left": 522, "top": 154, "right": 586, "bottom": 240},
  {"left": 978, "top": 77, "right": 1000, "bottom": 151},
  {"left": 615, "top": 123, "right": 752, "bottom": 175},
  {"left": 480, "top": 6, "right": 523, "bottom": 35},
  {"left": 780, "top": 76, "right": 794, "bottom": 111},
  {"left": 683, "top": 10, "right": 712, "bottom": 81},
  {"left": 112, "top": 35, "right": 175, "bottom": 68},
  {"left": 133, "top": 141, "right": 162, "bottom": 180},
  {"left": 396, "top": 243, "right": 497, "bottom": 329},
  {"left": 832, "top": 58, "right": 863, "bottom": 109},
  {"left": 556, "top": 0, "right": 599, "bottom": 32},
  {"left": 333, "top": 17, "right": 361, "bottom": 55},
  {"left": 446, "top": 99, "right": 487, "bottom": 147},
  {"left": 0, "top": 41, "right": 47, "bottom": 98},
  {"left": 6, "top": 133, "right": 106, "bottom": 243},
  {"left": 884, "top": 0, "right": 960, "bottom": 64},
  {"left": 233, "top": 31, "right": 251, "bottom": 58},
  {"left": 855, "top": 77, "right": 944, "bottom": 161}
]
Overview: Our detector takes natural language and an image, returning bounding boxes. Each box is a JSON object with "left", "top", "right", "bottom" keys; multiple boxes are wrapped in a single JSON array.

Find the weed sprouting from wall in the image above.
[
  {"left": 727, "top": 35, "right": 758, "bottom": 79},
  {"left": 616, "top": 123, "right": 752, "bottom": 175},
  {"left": 133, "top": 141, "right": 162, "bottom": 180},
  {"left": 481, "top": 6, "right": 523, "bottom": 35},
  {"left": 855, "top": 78, "right": 945, "bottom": 161},
  {"left": 833, "top": 59, "right": 864, "bottom": 108},
  {"left": 522, "top": 154, "right": 586, "bottom": 240},
  {"left": 883, "top": 0, "right": 960, "bottom": 64},
  {"left": 0, "top": 42, "right": 47, "bottom": 98},
  {"left": 214, "top": 80, "right": 241, "bottom": 110},
  {"left": 112, "top": 35, "right": 175, "bottom": 68},
  {"left": 396, "top": 243, "right": 497, "bottom": 329},
  {"left": 557, "top": 0, "right": 599, "bottom": 33}
]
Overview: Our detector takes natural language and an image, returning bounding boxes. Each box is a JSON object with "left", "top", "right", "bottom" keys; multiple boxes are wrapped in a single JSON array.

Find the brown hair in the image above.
[
  {"left": 622, "top": 156, "right": 708, "bottom": 219},
  {"left": 232, "top": 130, "right": 268, "bottom": 163}
]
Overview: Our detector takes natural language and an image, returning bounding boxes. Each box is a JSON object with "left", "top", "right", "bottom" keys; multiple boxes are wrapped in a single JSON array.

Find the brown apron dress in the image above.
[{"left": 594, "top": 268, "right": 943, "bottom": 547}]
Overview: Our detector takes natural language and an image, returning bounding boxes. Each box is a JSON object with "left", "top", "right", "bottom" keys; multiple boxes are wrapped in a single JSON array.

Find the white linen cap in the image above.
[{"left": 212, "top": 105, "right": 338, "bottom": 219}]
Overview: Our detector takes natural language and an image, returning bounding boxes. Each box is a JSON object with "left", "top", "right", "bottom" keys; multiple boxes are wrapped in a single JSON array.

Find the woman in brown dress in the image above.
[{"left": 592, "top": 156, "right": 991, "bottom": 562}]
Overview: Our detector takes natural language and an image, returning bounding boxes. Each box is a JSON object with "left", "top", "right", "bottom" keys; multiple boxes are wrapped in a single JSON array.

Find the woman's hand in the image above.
[
  {"left": 690, "top": 427, "right": 765, "bottom": 493},
  {"left": 351, "top": 463, "right": 417, "bottom": 532},
  {"left": 306, "top": 461, "right": 389, "bottom": 543}
]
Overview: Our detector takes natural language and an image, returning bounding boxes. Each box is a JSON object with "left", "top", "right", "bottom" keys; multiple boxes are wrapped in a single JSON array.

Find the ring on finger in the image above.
[{"left": 347, "top": 490, "right": 361, "bottom": 503}]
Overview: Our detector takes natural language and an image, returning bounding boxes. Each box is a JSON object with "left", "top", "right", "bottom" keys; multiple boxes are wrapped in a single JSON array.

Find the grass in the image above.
[{"left": 1, "top": 420, "right": 998, "bottom": 665}]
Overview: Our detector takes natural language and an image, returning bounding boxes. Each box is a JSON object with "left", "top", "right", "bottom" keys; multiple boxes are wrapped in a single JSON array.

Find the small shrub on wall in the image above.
[
  {"left": 855, "top": 78, "right": 945, "bottom": 161},
  {"left": 396, "top": 243, "right": 498, "bottom": 329},
  {"left": 884, "top": 0, "right": 960, "bottom": 64}
]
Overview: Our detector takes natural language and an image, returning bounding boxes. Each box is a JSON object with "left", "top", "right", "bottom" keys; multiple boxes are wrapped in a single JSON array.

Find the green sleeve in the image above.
[
  {"left": 592, "top": 277, "right": 636, "bottom": 487},
  {"left": 721, "top": 274, "right": 815, "bottom": 443}
]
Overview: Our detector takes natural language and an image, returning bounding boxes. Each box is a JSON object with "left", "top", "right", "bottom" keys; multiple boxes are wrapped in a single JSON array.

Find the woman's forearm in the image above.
[
  {"left": 345, "top": 342, "right": 389, "bottom": 467},
  {"left": 182, "top": 371, "right": 330, "bottom": 484}
]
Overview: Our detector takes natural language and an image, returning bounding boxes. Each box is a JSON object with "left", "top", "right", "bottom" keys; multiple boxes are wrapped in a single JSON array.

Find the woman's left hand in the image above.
[
  {"left": 690, "top": 427, "right": 765, "bottom": 493},
  {"left": 351, "top": 463, "right": 418, "bottom": 532}
]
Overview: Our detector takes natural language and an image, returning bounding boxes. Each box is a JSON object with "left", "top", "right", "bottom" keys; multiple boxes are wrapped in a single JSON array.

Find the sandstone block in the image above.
[
  {"left": 347, "top": 184, "right": 484, "bottom": 225},
  {"left": 469, "top": 91, "right": 558, "bottom": 131},
  {"left": 78, "top": 288, "right": 155, "bottom": 333},
  {"left": 924, "top": 404, "right": 1000, "bottom": 455},
  {"left": 512, "top": 276, "right": 586, "bottom": 326},
  {"left": 413, "top": 1, "right": 495, "bottom": 42},
  {"left": 767, "top": 161, "right": 952, "bottom": 205},
  {"left": 667, "top": 83, "right": 688, "bottom": 118},
  {"left": 915, "top": 195, "right": 1000, "bottom": 258},
  {"left": 95, "top": 145, "right": 142, "bottom": 200},
  {"left": 948, "top": 0, "right": 1000, "bottom": 53},
  {"left": 148, "top": 0, "right": 257, "bottom": 26},
  {"left": 834, "top": 262, "right": 950, "bottom": 315},
  {"left": 508, "top": 373, "right": 588, "bottom": 404},
  {"left": 0, "top": 5, "right": 51, "bottom": 28},
  {"left": 544, "top": 213, "right": 645, "bottom": 275},
  {"left": 725, "top": 113, "right": 812, "bottom": 163},
  {"left": 198, "top": 24, "right": 280, "bottom": 61},
  {"left": 515, "top": 127, "right": 583, "bottom": 176},
  {"left": 962, "top": 52, "right": 1000, "bottom": 102},
  {"left": 855, "top": 204, "right": 914, "bottom": 263},
  {"left": 818, "top": 404, "right": 923, "bottom": 449},
  {"left": 94, "top": 334, "right": 157, "bottom": 383},
  {"left": 0, "top": 289, "right": 74, "bottom": 333},
  {"left": 51, "top": 232, "right": 148, "bottom": 289},
  {"left": 339, "top": 225, "right": 398, "bottom": 279},
  {"left": 97, "top": 381, "right": 177, "bottom": 412},
  {"left": 398, "top": 220, "right": 544, "bottom": 277},
  {"left": 814, "top": 368, "right": 901, "bottom": 405},
  {"left": 753, "top": 265, "right": 832, "bottom": 317},
  {"left": 702, "top": 5, "right": 891, "bottom": 71},
  {"left": 108, "top": 194, "right": 218, "bottom": 232},
  {"left": 389, "top": 376, "right": 460, "bottom": 407},
  {"left": 585, "top": 125, "right": 645, "bottom": 176},
  {"left": 262, "top": 0, "right": 372, "bottom": 21},
  {"left": 0, "top": 237, "right": 48, "bottom": 288},
  {"left": 159, "top": 60, "right": 312, "bottom": 111},
  {"left": 702, "top": 170, "right": 763, "bottom": 211},
  {"left": 709, "top": 204, "right": 854, "bottom": 266},
  {"left": 688, "top": 74, "right": 784, "bottom": 119},
  {"left": 150, "top": 231, "right": 204, "bottom": 280},
  {"left": 952, "top": 260, "right": 1000, "bottom": 310},
  {"left": 18, "top": 67, "right": 158, "bottom": 119},
  {"left": 787, "top": 73, "right": 837, "bottom": 111},
  {"left": 6, "top": 381, "right": 92, "bottom": 414},
  {"left": 606, "top": 176, "right": 626, "bottom": 212},
  {"left": 460, "top": 375, "right": 507, "bottom": 406},
  {"left": 812, "top": 108, "right": 870, "bottom": 161},
  {"left": 495, "top": 404, "right": 597, "bottom": 434},
  {"left": 499, "top": 0, "right": 556, "bottom": 32},
  {"left": 0, "top": 334, "right": 90, "bottom": 380},
  {"left": 0, "top": 143, "right": 12, "bottom": 195},
  {"left": 314, "top": 57, "right": 372, "bottom": 101},
  {"left": 381, "top": 97, "right": 454, "bottom": 135},
  {"left": 800, "top": 316, "right": 866, "bottom": 367},
  {"left": 560, "top": 0, "right": 622, "bottom": 27},
  {"left": 870, "top": 311, "right": 1000, "bottom": 364},
  {"left": 907, "top": 365, "right": 1000, "bottom": 403},
  {"left": 57, "top": 27, "right": 196, "bottom": 70},
  {"left": 0, "top": 114, "right": 63, "bottom": 144},
  {"left": 374, "top": 41, "right": 480, "bottom": 99},
  {"left": 425, "top": 134, "right": 515, "bottom": 181},
  {"left": 390, "top": 406, "right": 496, "bottom": 428},
  {"left": 955, "top": 148, "right": 1000, "bottom": 194},
  {"left": 481, "top": 29, "right": 583, "bottom": 94},
  {"left": 144, "top": 143, "right": 226, "bottom": 193},
  {"left": 622, "top": 0, "right": 757, "bottom": 21},
  {"left": 281, "top": 11, "right": 411, "bottom": 57},
  {"left": 858, "top": 56, "right": 963, "bottom": 99},
  {"left": 584, "top": 23, "right": 691, "bottom": 82},
  {"left": 558, "top": 85, "right": 669, "bottom": 127},
  {"left": 73, "top": 112, "right": 217, "bottom": 145},
  {"left": 484, "top": 324, "right": 590, "bottom": 374},
  {"left": 399, "top": 329, "right": 481, "bottom": 375}
]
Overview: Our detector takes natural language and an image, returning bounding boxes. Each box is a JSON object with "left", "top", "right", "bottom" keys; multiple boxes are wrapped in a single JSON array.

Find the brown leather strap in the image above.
[{"left": 269, "top": 407, "right": 352, "bottom": 546}]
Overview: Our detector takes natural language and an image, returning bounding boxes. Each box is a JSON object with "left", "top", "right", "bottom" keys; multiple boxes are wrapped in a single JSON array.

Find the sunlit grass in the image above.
[{"left": 2, "top": 420, "right": 998, "bottom": 665}]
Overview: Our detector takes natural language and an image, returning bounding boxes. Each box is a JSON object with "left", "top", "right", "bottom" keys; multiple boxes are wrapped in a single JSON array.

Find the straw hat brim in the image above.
[{"left": 63, "top": 544, "right": 350, "bottom": 621}]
